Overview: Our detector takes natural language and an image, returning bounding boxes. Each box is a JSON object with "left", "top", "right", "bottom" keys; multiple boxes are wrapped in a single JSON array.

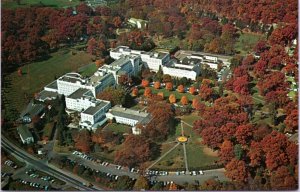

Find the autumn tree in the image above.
[
  {"left": 154, "top": 81, "right": 161, "bottom": 89},
  {"left": 97, "top": 86, "right": 126, "bottom": 106},
  {"left": 157, "top": 92, "right": 164, "bottom": 99},
  {"left": 177, "top": 85, "right": 184, "bottom": 93},
  {"left": 132, "top": 87, "right": 139, "bottom": 97},
  {"left": 141, "top": 79, "right": 149, "bottom": 87},
  {"left": 72, "top": 129, "right": 91, "bottom": 153},
  {"left": 133, "top": 176, "right": 150, "bottom": 190},
  {"left": 114, "top": 135, "right": 154, "bottom": 167},
  {"left": 165, "top": 82, "right": 173, "bottom": 91},
  {"left": 189, "top": 86, "right": 196, "bottom": 95},
  {"left": 181, "top": 96, "right": 188, "bottom": 105},
  {"left": 144, "top": 87, "right": 152, "bottom": 98},
  {"left": 169, "top": 94, "right": 176, "bottom": 104},
  {"left": 225, "top": 158, "right": 248, "bottom": 183},
  {"left": 219, "top": 140, "right": 235, "bottom": 164}
]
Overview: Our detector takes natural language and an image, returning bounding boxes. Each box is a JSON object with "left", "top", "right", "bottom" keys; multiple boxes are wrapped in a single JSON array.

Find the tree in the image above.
[
  {"left": 284, "top": 109, "right": 298, "bottom": 133},
  {"left": 270, "top": 166, "right": 297, "bottom": 190},
  {"left": 114, "top": 135, "right": 154, "bottom": 167},
  {"left": 169, "top": 94, "right": 176, "bottom": 103},
  {"left": 17, "top": 68, "right": 22, "bottom": 76},
  {"left": 192, "top": 97, "right": 205, "bottom": 111},
  {"left": 177, "top": 85, "right": 184, "bottom": 93},
  {"left": 181, "top": 96, "right": 188, "bottom": 105},
  {"left": 115, "top": 176, "right": 135, "bottom": 190},
  {"left": 154, "top": 81, "right": 161, "bottom": 89},
  {"left": 97, "top": 87, "right": 126, "bottom": 106},
  {"left": 133, "top": 176, "right": 149, "bottom": 190},
  {"left": 165, "top": 82, "right": 173, "bottom": 91},
  {"left": 225, "top": 158, "right": 248, "bottom": 183},
  {"left": 112, "top": 16, "right": 122, "bottom": 28},
  {"left": 72, "top": 129, "right": 91, "bottom": 153},
  {"left": 189, "top": 86, "right": 196, "bottom": 95},
  {"left": 235, "top": 124, "right": 254, "bottom": 145},
  {"left": 141, "top": 79, "right": 149, "bottom": 87},
  {"left": 95, "top": 59, "right": 105, "bottom": 68},
  {"left": 219, "top": 140, "right": 235, "bottom": 164},
  {"left": 132, "top": 87, "right": 139, "bottom": 97},
  {"left": 157, "top": 92, "right": 164, "bottom": 99},
  {"left": 144, "top": 87, "right": 152, "bottom": 97}
]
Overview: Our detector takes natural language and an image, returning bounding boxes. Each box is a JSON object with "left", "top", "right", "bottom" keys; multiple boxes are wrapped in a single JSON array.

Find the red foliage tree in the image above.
[
  {"left": 141, "top": 79, "right": 149, "bottom": 87},
  {"left": 177, "top": 85, "right": 184, "bottom": 93},
  {"left": 225, "top": 158, "right": 248, "bottom": 183},
  {"left": 165, "top": 82, "right": 173, "bottom": 91},
  {"left": 154, "top": 81, "right": 161, "bottom": 89},
  {"left": 181, "top": 96, "right": 189, "bottom": 105}
]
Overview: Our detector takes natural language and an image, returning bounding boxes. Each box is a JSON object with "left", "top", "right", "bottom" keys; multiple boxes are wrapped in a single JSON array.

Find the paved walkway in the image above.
[
  {"left": 146, "top": 143, "right": 180, "bottom": 171},
  {"left": 182, "top": 143, "right": 189, "bottom": 173}
]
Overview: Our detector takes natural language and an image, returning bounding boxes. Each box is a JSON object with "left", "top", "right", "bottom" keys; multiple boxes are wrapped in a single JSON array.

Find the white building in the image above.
[
  {"left": 106, "top": 106, "right": 151, "bottom": 135},
  {"left": 49, "top": 72, "right": 115, "bottom": 97},
  {"left": 162, "top": 59, "right": 201, "bottom": 80},
  {"left": 17, "top": 126, "right": 34, "bottom": 144},
  {"left": 110, "top": 46, "right": 170, "bottom": 72},
  {"left": 99, "top": 54, "right": 142, "bottom": 84},
  {"left": 127, "top": 18, "right": 148, "bottom": 29},
  {"left": 65, "top": 88, "right": 111, "bottom": 131}
]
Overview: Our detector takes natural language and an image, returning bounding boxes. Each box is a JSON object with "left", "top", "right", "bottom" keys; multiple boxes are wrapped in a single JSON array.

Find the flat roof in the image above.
[
  {"left": 45, "top": 80, "right": 58, "bottom": 90},
  {"left": 108, "top": 106, "right": 151, "bottom": 123},
  {"left": 38, "top": 90, "right": 59, "bottom": 100},
  {"left": 82, "top": 101, "right": 109, "bottom": 115},
  {"left": 67, "top": 88, "right": 91, "bottom": 99}
]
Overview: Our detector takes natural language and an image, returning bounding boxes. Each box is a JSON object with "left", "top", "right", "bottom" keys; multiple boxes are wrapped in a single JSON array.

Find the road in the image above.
[{"left": 1, "top": 137, "right": 102, "bottom": 191}]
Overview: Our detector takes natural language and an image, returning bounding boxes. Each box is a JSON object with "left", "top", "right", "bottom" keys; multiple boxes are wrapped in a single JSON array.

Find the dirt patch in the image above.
[{"left": 203, "top": 147, "right": 218, "bottom": 157}]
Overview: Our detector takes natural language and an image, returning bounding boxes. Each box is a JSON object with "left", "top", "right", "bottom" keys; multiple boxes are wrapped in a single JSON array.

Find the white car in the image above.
[
  {"left": 192, "top": 171, "right": 197, "bottom": 176},
  {"left": 199, "top": 170, "right": 204, "bottom": 175}
]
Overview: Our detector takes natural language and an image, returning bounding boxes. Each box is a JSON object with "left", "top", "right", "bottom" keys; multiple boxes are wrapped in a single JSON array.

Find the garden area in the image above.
[
  {"left": 2, "top": 0, "right": 81, "bottom": 9},
  {"left": 235, "top": 32, "right": 266, "bottom": 55},
  {"left": 2, "top": 48, "right": 94, "bottom": 114}
]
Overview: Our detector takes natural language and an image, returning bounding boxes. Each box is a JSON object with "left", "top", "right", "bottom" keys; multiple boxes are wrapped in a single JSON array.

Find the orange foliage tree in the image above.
[
  {"left": 157, "top": 92, "right": 164, "bottom": 99},
  {"left": 189, "top": 86, "right": 196, "bottom": 95},
  {"left": 132, "top": 87, "right": 139, "bottom": 97},
  {"left": 154, "top": 81, "right": 161, "bottom": 89},
  {"left": 141, "top": 79, "right": 149, "bottom": 87},
  {"left": 165, "top": 82, "right": 173, "bottom": 91},
  {"left": 181, "top": 96, "right": 188, "bottom": 105},
  {"left": 177, "top": 85, "right": 184, "bottom": 93},
  {"left": 169, "top": 94, "right": 176, "bottom": 103},
  {"left": 144, "top": 87, "right": 152, "bottom": 97}
]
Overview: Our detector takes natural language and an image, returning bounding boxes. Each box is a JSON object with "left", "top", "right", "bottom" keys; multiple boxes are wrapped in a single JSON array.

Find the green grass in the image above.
[
  {"left": 186, "top": 141, "right": 218, "bottom": 168},
  {"left": 78, "top": 63, "right": 97, "bottom": 77},
  {"left": 2, "top": 49, "right": 93, "bottom": 113},
  {"left": 155, "top": 37, "right": 181, "bottom": 51},
  {"left": 235, "top": 32, "right": 265, "bottom": 55},
  {"left": 152, "top": 145, "right": 185, "bottom": 170},
  {"left": 2, "top": 0, "right": 81, "bottom": 9},
  {"left": 104, "top": 123, "right": 132, "bottom": 134}
]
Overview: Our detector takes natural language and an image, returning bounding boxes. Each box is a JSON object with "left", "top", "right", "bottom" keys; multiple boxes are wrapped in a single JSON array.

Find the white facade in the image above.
[
  {"left": 106, "top": 106, "right": 151, "bottom": 135},
  {"left": 110, "top": 46, "right": 170, "bottom": 72},
  {"left": 99, "top": 55, "right": 142, "bottom": 84},
  {"left": 162, "top": 60, "right": 200, "bottom": 80}
]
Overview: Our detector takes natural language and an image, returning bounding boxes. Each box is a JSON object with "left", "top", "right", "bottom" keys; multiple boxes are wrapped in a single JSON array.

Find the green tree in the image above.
[{"left": 115, "top": 176, "right": 135, "bottom": 190}]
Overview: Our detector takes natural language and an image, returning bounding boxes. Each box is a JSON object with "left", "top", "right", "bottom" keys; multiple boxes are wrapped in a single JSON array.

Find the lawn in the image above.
[
  {"left": 2, "top": 0, "right": 81, "bottom": 9},
  {"left": 2, "top": 49, "right": 93, "bottom": 113},
  {"left": 103, "top": 123, "right": 132, "bottom": 134},
  {"left": 155, "top": 37, "right": 181, "bottom": 51},
  {"left": 152, "top": 113, "right": 218, "bottom": 170},
  {"left": 235, "top": 32, "right": 266, "bottom": 55},
  {"left": 78, "top": 63, "right": 97, "bottom": 77}
]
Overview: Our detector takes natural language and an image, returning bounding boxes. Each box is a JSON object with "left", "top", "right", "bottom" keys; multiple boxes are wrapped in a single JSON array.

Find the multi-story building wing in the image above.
[
  {"left": 110, "top": 46, "right": 170, "bottom": 72},
  {"left": 106, "top": 106, "right": 151, "bottom": 135},
  {"left": 162, "top": 59, "right": 201, "bottom": 81}
]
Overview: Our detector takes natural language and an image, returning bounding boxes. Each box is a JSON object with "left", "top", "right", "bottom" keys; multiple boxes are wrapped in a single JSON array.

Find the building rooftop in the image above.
[
  {"left": 82, "top": 101, "right": 109, "bottom": 115},
  {"left": 37, "top": 90, "right": 59, "bottom": 101},
  {"left": 20, "top": 101, "right": 45, "bottom": 118},
  {"left": 58, "top": 73, "right": 85, "bottom": 84},
  {"left": 108, "top": 106, "right": 151, "bottom": 124},
  {"left": 68, "top": 88, "right": 91, "bottom": 100},
  {"left": 17, "top": 125, "right": 33, "bottom": 139},
  {"left": 45, "top": 80, "right": 58, "bottom": 90}
]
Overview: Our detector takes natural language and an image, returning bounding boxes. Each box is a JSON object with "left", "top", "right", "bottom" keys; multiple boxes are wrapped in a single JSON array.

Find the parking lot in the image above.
[{"left": 11, "top": 167, "right": 66, "bottom": 190}]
